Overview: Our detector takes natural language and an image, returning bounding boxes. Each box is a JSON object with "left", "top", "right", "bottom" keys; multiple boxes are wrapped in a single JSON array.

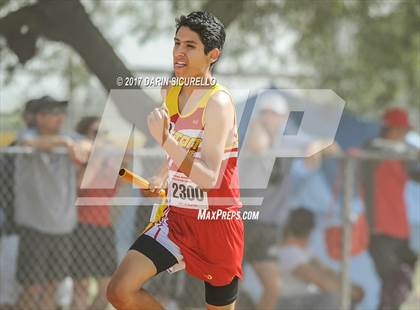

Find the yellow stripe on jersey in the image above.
[
  {"left": 165, "top": 83, "right": 228, "bottom": 119},
  {"left": 143, "top": 197, "right": 168, "bottom": 233}
]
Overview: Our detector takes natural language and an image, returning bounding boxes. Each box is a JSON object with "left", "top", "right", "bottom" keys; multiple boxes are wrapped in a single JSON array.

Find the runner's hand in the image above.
[
  {"left": 147, "top": 107, "right": 170, "bottom": 146},
  {"left": 140, "top": 175, "right": 166, "bottom": 197}
]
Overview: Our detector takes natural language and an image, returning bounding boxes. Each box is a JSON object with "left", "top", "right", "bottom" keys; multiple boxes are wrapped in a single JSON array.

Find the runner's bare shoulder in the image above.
[{"left": 204, "top": 90, "right": 234, "bottom": 126}]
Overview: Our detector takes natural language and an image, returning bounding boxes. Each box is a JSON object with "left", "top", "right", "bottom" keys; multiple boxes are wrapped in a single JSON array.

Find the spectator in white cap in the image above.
[
  {"left": 239, "top": 91, "right": 292, "bottom": 310},
  {"left": 250, "top": 93, "right": 290, "bottom": 154},
  {"left": 239, "top": 90, "right": 340, "bottom": 310}
]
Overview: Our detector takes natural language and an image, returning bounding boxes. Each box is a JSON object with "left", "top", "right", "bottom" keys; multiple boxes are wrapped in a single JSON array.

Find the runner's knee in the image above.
[
  {"left": 106, "top": 278, "right": 132, "bottom": 308},
  {"left": 106, "top": 251, "right": 156, "bottom": 307}
]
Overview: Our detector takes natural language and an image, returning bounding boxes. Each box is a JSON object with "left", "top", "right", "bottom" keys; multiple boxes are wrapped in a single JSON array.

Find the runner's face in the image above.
[{"left": 173, "top": 26, "right": 214, "bottom": 78}]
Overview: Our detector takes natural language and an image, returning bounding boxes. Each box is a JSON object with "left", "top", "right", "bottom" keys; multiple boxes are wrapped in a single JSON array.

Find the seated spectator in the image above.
[{"left": 277, "top": 208, "right": 364, "bottom": 310}]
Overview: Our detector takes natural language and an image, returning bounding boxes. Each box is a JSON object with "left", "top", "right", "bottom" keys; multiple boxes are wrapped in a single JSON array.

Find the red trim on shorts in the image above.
[{"left": 153, "top": 227, "right": 161, "bottom": 239}]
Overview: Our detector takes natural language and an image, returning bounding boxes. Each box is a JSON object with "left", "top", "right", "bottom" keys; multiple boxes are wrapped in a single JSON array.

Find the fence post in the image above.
[{"left": 340, "top": 155, "right": 355, "bottom": 310}]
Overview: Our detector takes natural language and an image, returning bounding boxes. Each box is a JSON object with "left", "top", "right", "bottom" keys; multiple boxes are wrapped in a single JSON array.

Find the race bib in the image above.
[{"left": 167, "top": 171, "right": 208, "bottom": 209}]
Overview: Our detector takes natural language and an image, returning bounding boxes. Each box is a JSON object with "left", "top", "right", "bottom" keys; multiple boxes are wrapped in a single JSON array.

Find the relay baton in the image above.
[{"left": 118, "top": 168, "right": 165, "bottom": 197}]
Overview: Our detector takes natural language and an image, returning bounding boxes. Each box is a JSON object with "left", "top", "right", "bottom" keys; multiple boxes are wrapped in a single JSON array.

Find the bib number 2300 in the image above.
[
  {"left": 172, "top": 183, "right": 204, "bottom": 201},
  {"left": 170, "top": 181, "right": 208, "bottom": 209}
]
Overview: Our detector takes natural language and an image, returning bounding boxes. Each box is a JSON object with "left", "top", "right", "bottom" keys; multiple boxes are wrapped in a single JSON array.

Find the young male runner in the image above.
[{"left": 107, "top": 11, "right": 243, "bottom": 310}]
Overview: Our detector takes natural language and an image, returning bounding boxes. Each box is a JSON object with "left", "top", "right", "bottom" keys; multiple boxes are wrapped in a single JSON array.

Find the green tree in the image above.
[
  {"left": 280, "top": 0, "right": 420, "bottom": 113},
  {"left": 176, "top": 0, "right": 419, "bottom": 113},
  {"left": 1, "top": 0, "right": 418, "bottom": 116},
  {"left": 0, "top": 0, "right": 246, "bottom": 132}
]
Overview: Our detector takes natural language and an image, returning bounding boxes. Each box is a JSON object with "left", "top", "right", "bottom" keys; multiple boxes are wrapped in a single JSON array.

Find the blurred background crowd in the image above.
[{"left": 0, "top": 1, "right": 419, "bottom": 310}]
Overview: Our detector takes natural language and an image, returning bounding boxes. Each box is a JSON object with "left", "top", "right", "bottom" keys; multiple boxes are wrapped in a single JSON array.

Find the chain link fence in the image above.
[
  {"left": 0, "top": 147, "right": 419, "bottom": 310},
  {"left": 1, "top": 147, "right": 239, "bottom": 310},
  {"left": 0, "top": 148, "right": 173, "bottom": 309}
]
